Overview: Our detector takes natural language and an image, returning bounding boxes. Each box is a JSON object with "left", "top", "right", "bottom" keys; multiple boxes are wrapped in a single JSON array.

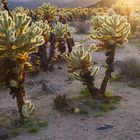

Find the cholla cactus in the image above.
[
  {"left": 53, "top": 22, "right": 70, "bottom": 54},
  {"left": 0, "top": 11, "right": 44, "bottom": 118},
  {"left": 63, "top": 45, "right": 99, "bottom": 98},
  {"left": 63, "top": 45, "right": 94, "bottom": 73},
  {"left": 37, "top": 3, "right": 57, "bottom": 22},
  {"left": 90, "top": 14, "right": 131, "bottom": 97},
  {"left": 92, "top": 14, "right": 105, "bottom": 30},
  {"left": 13, "top": 6, "right": 30, "bottom": 15},
  {"left": 53, "top": 22, "right": 69, "bottom": 39},
  {"left": 90, "top": 14, "right": 131, "bottom": 50},
  {"left": 22, "top": 100, "right": 35, "bottom": 118},
  {"left": 31, "top": 20, "right": 51, "bottom": 40},
  {"left": 31, "top": 20, "right": 51, "bottom": 71}
]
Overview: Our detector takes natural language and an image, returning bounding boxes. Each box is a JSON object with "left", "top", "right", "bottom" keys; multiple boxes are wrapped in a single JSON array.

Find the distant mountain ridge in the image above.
[
  {"left": 8, "top": 0, "right": 100, "bottom": 9},
  {"left": 88, "top": 0, "right": 140, "bottom": 8}
]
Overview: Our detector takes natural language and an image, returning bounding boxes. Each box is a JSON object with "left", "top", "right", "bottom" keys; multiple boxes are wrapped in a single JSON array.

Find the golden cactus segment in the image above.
[
  {"left": 13, "top": 6, "right": 30, "bottom": 15},
  {"left": 62, "top": 45, "right": 95, "bottom": 73},
  {"left": 90, "top": 14, "right": 131, "bottom": 50},
  {"left": 0, "top": 11, "right": 44, "bottom": 81},
  {"left": 53, "top": 22, "right": 69, "bottom": 39},
  {"left": 31, "top": 20, "right": 51, "bottom": 40},
  {"left": 0, "top": 11, "right": 44, "bottom": 60}
]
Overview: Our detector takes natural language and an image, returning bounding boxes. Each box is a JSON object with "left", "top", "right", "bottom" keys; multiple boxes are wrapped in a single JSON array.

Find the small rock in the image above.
[
  {"left": 42, "top": 82, "right": 56, "bottom": 94},
  {"left": 96, "top": 124, "right": 114, "bottom": 130},
  {"left": 0, "top": 129, "right": 9, "bottom": 140}
]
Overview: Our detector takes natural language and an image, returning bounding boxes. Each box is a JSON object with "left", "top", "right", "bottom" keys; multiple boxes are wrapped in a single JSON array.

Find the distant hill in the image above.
[
  {"left": 88, "top": 0, "right": 118, "bottom": 8},
  {"left": 8, "top": 0, "right": 100, "bottom": 9},
  {"left": 88, "top": 0, "right": 140, "bottom": 8}
]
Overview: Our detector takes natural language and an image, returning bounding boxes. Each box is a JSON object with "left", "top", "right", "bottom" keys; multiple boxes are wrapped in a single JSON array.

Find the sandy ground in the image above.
[{"left": 0, "top": 32, "right": 140, "bottom": 140}]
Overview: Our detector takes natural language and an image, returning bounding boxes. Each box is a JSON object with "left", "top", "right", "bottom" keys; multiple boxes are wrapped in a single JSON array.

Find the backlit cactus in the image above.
[
  {"left": 0, "top": 11, "right": 44, "bottom": 118},
  {"left": 22, "top": 100, "right": 35, "bottom": 118},
  {"left": 63, "top": 45, "right": 99, "bottom": 98},
  {"left": 63, "top": 45, "right": 94, "bottom": 73},
  {"left": 31, "top": 20, "right": 51, "bottom": 40},
  {"left": 53, "top": 22, "right": 70, "bottom": 54},
  {"left": 90, "top": 14, "right": 131, "bottom": 97},
  {"left": 13, "top": 6, "right": 30, "bottom": 15},
  {"left": 90, "top": 14, "right": 131, "bottom": 50},
  {"left": 53, "top": 22, "right": 69, "bottom": 39},
  {"left": 37, "top": 3, "right": 57, "bottom": 22}
]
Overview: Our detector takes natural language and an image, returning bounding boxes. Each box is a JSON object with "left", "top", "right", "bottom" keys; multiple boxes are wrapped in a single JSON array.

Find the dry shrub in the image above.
[
  {"left": 119, "top": 57, "right": 140, "bottom": 79},
  {"left": 73, "top": 21, "right": 91, "bottom": 34}
]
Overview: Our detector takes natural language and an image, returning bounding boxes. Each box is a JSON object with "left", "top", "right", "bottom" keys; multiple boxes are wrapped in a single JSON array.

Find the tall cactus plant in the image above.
[
  {"left": 90, "top": 14, "right": 131, "bottom": 97},
  {"left": 37, "top": 3, "right": 57, "bottom": 23},
  {"left": 53, "top": 22, "right": 70, "bottom": 54},
  {"left": 63, "top": 45, "right": 99, "bottom": 98},
  {"left": 0, "top": 11, "right": 44, "bottom": 118},
  {"left": 31, "top": 20, "right": 51, "bottom": 71}
]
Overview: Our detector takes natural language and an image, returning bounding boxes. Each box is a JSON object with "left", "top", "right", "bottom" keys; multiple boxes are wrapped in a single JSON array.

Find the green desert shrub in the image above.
[
  {"left": 73, "top": 21, "right": 91, "bottom": 34},
  {"left": 119, "top": 57, "right": 140, "bottom": 79}
]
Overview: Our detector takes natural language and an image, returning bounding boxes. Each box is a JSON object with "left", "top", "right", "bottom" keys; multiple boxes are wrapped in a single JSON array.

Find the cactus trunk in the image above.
[
  {"left": 58, "top": 38, "right": 66, "bottom": 54},
  {"left": 37, "top": 44, "right": 48, "bottom": 71},
  {"left": 16, "top": 86, "right": 25, "bottom": 117},
  {"left": 80, "top": 70, "right": 99, "bottom": 98},
  {"left": 5, "top": 58, "right": 25, "bottom": 117},
  {"left": 99, "top": 45, "right": 116, "bottom": 97},
  {"left": 48, "top": 33, "right": 55, "bottom": 63},
  {"left": 66, "top": 32, "right": 74, "bottom": 53}
]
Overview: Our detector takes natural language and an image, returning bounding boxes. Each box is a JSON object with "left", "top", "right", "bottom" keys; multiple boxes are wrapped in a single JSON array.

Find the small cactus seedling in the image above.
[
  {"left": 22, "top": 100, "right": 35, "bottom": 118},
  {"left": 0, "top": 11, "right": 44, "bottom": 118},
  {"left": 63, "top": 45, "right": 99, "bottom": 98},
  {"left": 90, "top": 14, "right": 131, "bottom": 97}
]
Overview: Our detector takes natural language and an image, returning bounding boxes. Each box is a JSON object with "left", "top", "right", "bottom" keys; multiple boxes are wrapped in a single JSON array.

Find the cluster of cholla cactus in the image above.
[
  {"left": 61, "top": 7, "right": 108, "bottom": 22},
  {"left": 90, "top": 14, "right": 131, "bottom": 97},
  {"left": 64, "top": 14, "right": 131, "bottom": 98},
  {"left": 0, "top": 11, "right": 44, "bottom": 118},
  {"left": 63, "top": 45, "right": 99, "bottom": 98}
]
